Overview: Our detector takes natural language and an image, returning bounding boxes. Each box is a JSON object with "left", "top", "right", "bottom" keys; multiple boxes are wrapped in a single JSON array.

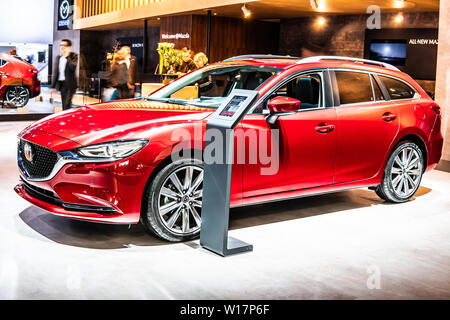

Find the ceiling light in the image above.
[
  {"left": 241, "top": 4, "right": 251, "bottom": 18},
  {"left": 316, "top": 16, "right": 326, "bottom": 27},
  {"left": 394, "top": 13, "right": 404, "bottom": 23},
  {"left": 394, "top": 0, "right": 416, "bottom": 9},
  {"left": 393, "top": 0, "right": 405, "bottom": 8}
]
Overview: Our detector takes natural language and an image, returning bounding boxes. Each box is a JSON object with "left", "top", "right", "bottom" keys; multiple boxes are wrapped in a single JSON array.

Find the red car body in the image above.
[
  {"left": 0, "top": 53, "right": 40, "bottom": 106},
  {"left": 15, "top": 57, "right": 443, "bottom": 227}
]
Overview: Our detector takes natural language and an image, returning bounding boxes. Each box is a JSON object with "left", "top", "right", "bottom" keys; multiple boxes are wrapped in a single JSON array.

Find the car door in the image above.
[
  {"left": 332, "top": 70, "right": 400, "bottom": 183},
  {"left": 241, "top": 70, "right": 337, "bottom": 198}
]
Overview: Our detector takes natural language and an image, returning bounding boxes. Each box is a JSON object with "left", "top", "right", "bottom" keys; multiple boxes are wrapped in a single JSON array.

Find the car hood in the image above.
[{"left": 28, "top": 100, "right": 214, "bottom": 146}]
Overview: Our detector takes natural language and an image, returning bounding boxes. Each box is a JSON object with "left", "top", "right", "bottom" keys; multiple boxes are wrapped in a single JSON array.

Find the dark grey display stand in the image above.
[{"left": 200, "top": 89, "right": 258, "bottom": 257}]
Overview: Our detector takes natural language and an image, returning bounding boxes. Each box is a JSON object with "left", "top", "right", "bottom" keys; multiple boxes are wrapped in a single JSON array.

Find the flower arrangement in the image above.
[{"left": 157, "top": 42, "right": 182, "bottom": 74}]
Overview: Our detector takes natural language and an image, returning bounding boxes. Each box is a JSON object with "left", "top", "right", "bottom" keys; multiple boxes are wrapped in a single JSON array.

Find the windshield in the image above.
[{"left": 146, "top": 64, "right": 281, "bottom": 109}]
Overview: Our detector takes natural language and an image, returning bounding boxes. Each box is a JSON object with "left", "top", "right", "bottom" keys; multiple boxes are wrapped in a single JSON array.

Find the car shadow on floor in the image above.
[{"left": 19, "top": 186, "right": 431, "bottom": 250}]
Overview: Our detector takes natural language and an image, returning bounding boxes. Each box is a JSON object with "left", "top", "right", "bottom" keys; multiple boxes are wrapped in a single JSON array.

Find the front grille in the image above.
[{"left": 19, "top": 139, "right": 58, "bottom": 179}]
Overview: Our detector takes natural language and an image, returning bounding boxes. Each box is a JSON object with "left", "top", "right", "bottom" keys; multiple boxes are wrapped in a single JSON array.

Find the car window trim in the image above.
[
  {"left": 376, "top": 73, "right": 419, "bottom": 101},
  {"left": 329, "top": 68, "right": 420, "bottom": 107},
  {"left": 372, "top": 73, "right": 390, "bottom": 101},
  {"left": 249, "top": 68, "right": 329, "bottom": 114}
]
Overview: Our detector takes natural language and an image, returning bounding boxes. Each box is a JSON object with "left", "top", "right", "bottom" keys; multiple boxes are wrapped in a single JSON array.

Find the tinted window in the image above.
[
  {"left": 372, "top": 75, "right": 385, "bottom": 101},
  {"left": 335, "top": 71, "right": 374, "bottom": 105},
  {"left": 379, "top": 76, "right": 416, "bottom": 100},
  {"left": 0, "top": 59, "right": 6, "bottom": 67},
  {"left": 269, "top": 73, "right": 322, "bottom": 110}
]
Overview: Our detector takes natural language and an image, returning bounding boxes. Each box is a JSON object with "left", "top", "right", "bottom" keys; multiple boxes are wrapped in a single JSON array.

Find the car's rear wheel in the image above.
[
  {"left": 375, "top": 141, "right": 424, "bottom": 203},
  {"left": 5, "top": 86, "right": 30, "bottom": 107},
  {"left": 141, "top": 159, "right": 204, "bottom": 242}
]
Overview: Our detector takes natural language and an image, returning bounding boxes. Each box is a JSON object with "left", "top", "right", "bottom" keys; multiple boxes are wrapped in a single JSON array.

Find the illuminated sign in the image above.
[
  {"left": 57, "top": 0, "right": 74, "bottom": 30},
  {"left": 161, "top": 33, "right": 190, "bottom": 40},
  {"left": 408, "top": 39, "right": 438, "bottom": 45}
]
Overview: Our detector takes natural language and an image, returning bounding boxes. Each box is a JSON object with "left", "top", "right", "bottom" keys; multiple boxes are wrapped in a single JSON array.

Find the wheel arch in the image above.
[
  {"left": 388, "top": 130, "right": 428, "bottom": 172},
  {"left": 139, "top": 147, "right": 204, "bottom": 218}
]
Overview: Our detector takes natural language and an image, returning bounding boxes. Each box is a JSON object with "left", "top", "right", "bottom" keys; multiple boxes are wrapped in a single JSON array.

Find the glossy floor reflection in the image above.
[{"left": 1, "top": 122, "right": 449, "bottom": 299}]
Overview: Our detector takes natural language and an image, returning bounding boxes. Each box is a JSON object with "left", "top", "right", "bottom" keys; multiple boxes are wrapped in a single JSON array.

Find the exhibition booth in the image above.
[{"left": 1, "top": 0, "right": 450, "bottom": 303}]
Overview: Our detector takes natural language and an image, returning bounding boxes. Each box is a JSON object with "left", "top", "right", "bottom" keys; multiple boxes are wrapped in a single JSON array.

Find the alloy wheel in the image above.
[
  {"left": 158, "top": 165, "right": 203, "bottom": 235},
  {"left": 6, "top": 86, "right": 29, "bottom": 107},
  {"left": 390, "top": 146, "right": 422, "bottom": 198}
]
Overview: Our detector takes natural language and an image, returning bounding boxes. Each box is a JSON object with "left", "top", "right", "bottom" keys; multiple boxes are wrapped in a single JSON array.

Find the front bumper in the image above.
[{"left": 16, "top": 156, "right": 154, "bottom": 224}]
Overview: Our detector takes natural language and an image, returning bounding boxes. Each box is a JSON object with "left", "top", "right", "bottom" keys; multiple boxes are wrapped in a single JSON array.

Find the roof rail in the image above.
[
  {"left": 298, "top": 56, "right": 400, "bottom": 71},
  {"left": 224, "top": 54, "right": 300, "bottom": 62}
]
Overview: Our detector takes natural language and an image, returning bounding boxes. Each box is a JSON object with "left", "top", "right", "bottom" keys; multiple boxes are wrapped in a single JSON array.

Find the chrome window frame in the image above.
[
  {"left": 376, "top": 73, "right": 420, "bottom": 102},
  {"left": 329, "top": 68, "right": 420, "bottom": 108},
  {"left": 249, "top": 68, "right": 330, "bottom": 114}
]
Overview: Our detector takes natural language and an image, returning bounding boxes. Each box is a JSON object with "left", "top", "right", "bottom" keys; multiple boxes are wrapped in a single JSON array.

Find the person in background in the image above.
[
  {"left": 193, "top": 53, "right": 213, "bottom": 94},
  {"left": 193, "top": 52, "right": 208, "bottom": 69},
  {"left": 177, "top": 49, "right": 196, "bottom": 75},
  {"left": 110, "top": 47, "right": 130, "bottom": 99},
  {"left": 51, "top": 39, "right": 78, "bottom": 110},
  {"left": 9, "top": 48, "right": 23, "bottom": 61},
  {"left": 121, "top": 46, "right": 139, "bottom": 98}
]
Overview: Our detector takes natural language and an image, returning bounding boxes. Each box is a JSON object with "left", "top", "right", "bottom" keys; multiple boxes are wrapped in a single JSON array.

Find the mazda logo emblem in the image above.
[
  {"left": 24, "top": 143, "right": 33, "bottom": 163},
  {"left": 60, "top": 0, "right": 70, "bottom": 20}
]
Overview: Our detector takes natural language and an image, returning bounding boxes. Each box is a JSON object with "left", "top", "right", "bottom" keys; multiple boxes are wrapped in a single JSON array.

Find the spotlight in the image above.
[
  {"left": 310, "top": 0, "right": 326, "bottom": 11},
  {"left": 241, "top": 4, "right": 251, "bottom": 18},
  {"left": 393, "top": 0, "right": 405, "bottom": 8},
  {"left": 316, "top": 16, "right": 326, "bottom": 27},
  {"left": 394, "top": 0, "right": 416, "bottom": 9},
  {"left": 394, "top": 13, "right": 404, "bottom": 23}
]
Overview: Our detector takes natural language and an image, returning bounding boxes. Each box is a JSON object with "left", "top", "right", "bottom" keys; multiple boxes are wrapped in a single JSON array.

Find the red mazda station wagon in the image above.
[
  {"left": 15, "top": 56, "right": 443, "bottom": 241},
  {"left": 0, "top": 53, "right": 41, "bottom": 107}
]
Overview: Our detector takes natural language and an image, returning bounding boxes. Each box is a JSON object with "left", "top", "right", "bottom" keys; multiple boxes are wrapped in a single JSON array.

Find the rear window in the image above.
[
  {"left": 335, "top": 71, "right": 374, "bottom": 105},
  {"left": 379, "top": 76, "right": 416, "bottom": 100}
]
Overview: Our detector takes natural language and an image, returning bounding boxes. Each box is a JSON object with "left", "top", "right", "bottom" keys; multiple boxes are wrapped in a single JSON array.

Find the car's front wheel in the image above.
[
  {"left": 375, "top": 141, "right": 424, "bottom": 203},
  {"left": 5, "top": 86, "right": 30, "bottom": 107},
  {"left": 141, "top": 159, "right": 204, "bottom": 242}
]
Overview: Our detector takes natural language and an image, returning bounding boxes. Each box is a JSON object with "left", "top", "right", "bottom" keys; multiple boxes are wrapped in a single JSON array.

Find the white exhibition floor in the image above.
[{"left": 0, "top": 121, "right": 449, "bottom": 299}]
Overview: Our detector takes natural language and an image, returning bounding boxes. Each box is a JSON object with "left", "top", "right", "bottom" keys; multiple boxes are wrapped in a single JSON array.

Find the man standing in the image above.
[
  {"left": 51, "top": 39, "right": 78, "bottom": 110},
  {"left": 122, "top": 46, "right": 139, "bottom": 98},
  {"left": 9, "top": 48, "right": 23, "bottom": 61}
]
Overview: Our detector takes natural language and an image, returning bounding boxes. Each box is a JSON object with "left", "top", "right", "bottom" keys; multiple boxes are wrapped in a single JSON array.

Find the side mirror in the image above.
[{"left": 268, "top": 96, "right": 300, "bottom": 113}]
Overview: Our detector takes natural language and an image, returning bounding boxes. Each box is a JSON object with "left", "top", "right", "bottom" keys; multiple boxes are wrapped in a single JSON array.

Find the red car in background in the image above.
[
  {"left": 0, "top": 53, "right": 40, "bottom": 107},
  {"left": 15, "top": 55, "right": 443, "bottom": 242}
]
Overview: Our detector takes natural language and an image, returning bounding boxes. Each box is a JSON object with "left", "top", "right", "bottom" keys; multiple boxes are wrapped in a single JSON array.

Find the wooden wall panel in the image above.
[
  {"left": 192, "top": 15, "right": 280, "bottom": 63},
  {"left": 159, "top": 15, "right": 193, "bottom": 49}
]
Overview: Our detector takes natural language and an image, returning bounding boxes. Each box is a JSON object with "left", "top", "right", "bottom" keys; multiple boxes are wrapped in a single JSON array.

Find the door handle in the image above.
[
  {"left": 315, "top": 122, "right": 335, "bottom": 134},
  {"left": 382, "top": 112, "right": 397, "bottom": 122}
]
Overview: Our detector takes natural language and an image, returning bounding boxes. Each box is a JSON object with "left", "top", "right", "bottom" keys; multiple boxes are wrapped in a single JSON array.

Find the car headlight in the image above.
[{"left": 75, "top": 140, "right": 148, "bottom": 160}]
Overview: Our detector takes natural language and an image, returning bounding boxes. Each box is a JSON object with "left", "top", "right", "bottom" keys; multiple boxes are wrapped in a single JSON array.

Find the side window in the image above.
[
  {"left": 371, "top": 75, "right": 385, "bottom": 101},
  {"left": 335, "top": 71, "right": 374, "bottom": 105},
  {"left": 266, "top": 72, "right": 323, "bottom": 110},
  {"left": 379, "top": 75, "right": 416, "bottom": 100},
  {"left": 0, "top": 59, "right": 6, "bottom": 67}
]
